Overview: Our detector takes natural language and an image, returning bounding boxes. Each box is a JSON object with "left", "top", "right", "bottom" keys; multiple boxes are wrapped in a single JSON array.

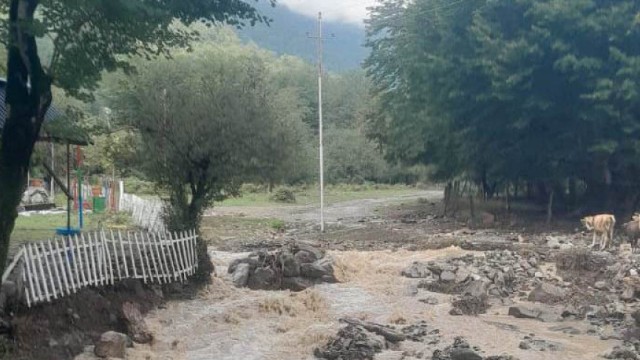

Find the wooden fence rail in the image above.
[
  {"left": 119, "top": 193, "right": 166, "bottom": 233},
  {"left": 2, "top": 230, "right": 198, "bottom": 307}
]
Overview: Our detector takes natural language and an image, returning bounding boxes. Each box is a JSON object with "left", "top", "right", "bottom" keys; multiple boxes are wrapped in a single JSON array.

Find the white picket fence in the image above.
[
  {"left": 3, "top": 230, "right": 198, "bottom": 307},
  {"left": 119, "top": 193, "right": 166, "bottom": 233}
]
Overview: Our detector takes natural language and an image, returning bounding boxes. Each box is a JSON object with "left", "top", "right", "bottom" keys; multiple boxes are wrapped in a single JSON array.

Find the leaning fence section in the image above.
[
  {"left": 3, "top": 230, "right": 198, "bottom": 307},
  {"left": 119, "top": 193, "right": 166, "bottom": 233}
]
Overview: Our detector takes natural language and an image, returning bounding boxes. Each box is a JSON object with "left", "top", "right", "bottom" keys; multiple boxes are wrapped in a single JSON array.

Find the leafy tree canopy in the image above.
[{"left": 366, "top": 0, "right": 640, "bottom": 209}]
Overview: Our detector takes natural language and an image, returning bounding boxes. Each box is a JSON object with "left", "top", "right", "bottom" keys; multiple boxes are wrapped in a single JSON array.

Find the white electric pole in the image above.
[{"left": 309, "top": 12, "right": 326, "bottom": 232}]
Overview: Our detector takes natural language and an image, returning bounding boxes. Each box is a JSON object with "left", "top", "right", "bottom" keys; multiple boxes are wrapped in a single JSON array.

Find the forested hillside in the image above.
[{"left": 236, "top": 1, "right": 367, "bottom": 71}]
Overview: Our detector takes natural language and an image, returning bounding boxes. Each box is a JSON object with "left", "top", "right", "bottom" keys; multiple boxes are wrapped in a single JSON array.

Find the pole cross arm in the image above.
[{"left": 42, "top": 162, "right": 73, "bottom": 200}]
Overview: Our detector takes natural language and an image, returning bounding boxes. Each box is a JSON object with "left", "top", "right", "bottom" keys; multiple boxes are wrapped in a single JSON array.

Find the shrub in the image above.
[
  {"left": 123, "top": 177, "right": 156, "bottom": 195},
  {"left": 269, "top": 219, "right": 286, "bottom": 232},
  {"left": 270, "top": 187, "right": 296, "bottom": 203}
]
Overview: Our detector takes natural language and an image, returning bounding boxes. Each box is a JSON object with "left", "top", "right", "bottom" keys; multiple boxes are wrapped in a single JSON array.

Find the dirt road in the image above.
[{"left": 209, "top": 190, "right": 441, "bottom": 226}]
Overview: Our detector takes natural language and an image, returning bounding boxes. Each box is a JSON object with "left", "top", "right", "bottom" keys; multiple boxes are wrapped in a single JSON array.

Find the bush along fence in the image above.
[
  {"left": 1, "top": 230, "right": 198, "bottom": 307},
  {"left": 118, "top": 192, "right": 166, "bottom": 233}
]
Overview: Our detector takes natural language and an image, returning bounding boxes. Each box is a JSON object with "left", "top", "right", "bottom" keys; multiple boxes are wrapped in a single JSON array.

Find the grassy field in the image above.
[
  {"left": 10, "top": 211, "right": 132, "bottom": 255},
  {"left": 219, "top": 184, "right": 424, "bottom": 207}
]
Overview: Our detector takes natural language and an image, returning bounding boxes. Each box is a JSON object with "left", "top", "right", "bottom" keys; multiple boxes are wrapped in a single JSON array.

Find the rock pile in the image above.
[
  {"left": 432, "top": 337, "right": 517, "bottom": 360},
  {"left": 228, "top": 243, "right": 337, "bottom": 291},
  {"left": 406, "top": 250, "right": 541, "bottom": 299},
  {"left": 314, "top": 324, "right": 385, "bottom": 360},
  {"left": 603, "top": 342, "right": 640, "bottom": 359},
  {"left": 314, "top": 319, "right": 440, "bottom": 360}
]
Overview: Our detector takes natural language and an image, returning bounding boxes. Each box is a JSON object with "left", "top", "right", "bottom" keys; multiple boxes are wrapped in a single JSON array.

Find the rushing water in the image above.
[{"left": 77, "top": 248, "right": 619, "bottom": 360}]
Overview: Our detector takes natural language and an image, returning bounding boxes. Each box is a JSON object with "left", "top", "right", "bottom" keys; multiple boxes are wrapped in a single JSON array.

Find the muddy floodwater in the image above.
[{"left": 118, "top": 248, "right": 618, "bottom": 360}]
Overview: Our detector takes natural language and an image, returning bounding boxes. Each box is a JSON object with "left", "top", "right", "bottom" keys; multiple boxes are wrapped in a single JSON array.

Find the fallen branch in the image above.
[{"left": 340, "top": 317, "right": 406, "bottom": 342}]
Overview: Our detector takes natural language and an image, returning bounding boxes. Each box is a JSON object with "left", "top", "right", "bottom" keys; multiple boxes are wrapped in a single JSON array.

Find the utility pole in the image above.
[{"left": 308, "top": 12, "right": 326, "bottom": 232}]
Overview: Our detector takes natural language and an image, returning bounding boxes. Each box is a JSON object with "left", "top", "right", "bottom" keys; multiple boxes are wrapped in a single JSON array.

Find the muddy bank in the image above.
[{"left": 5, "top": 279, "right": 163, "bottom": 360}]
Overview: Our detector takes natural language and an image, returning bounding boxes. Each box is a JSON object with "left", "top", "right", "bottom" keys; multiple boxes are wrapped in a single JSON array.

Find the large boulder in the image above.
[
  {"left": 228, "top": 257, "right": 258, "bottom": 274},
  {"left": 401, "top": 262, "right": 432, "bottom": 278},
  {"left": 508, "top": 306, "right": 559, "bottom": 322},
  {"left": 122, "top": 302, "right": 152, "bottom": 344},
  {"left": 462, "top": 280, "right": 489, "bottom": 298},
  {"left": 232, "top": 263, "right": 251, "bottom": 288},
  {"left": 94, "top": 331, "right": 128, "bottom": 358},
  {"left": 440, "top": 270, "right": 456, "bottom": 282},
  {"left": 527, "top": 282, "right": 568, "bottom": 304},
  {"left": 247, "top": 267, "right": 278, "bottom": 290},
  {"left": 294, "top": 250, "right": 317, "bottom": 264},
  {"left": 301, "top": 263, "right": 330, "bottom": 279},
  {"left": 280, "top": 251, "right": 300, "bottom": 277},
  {"left": 294, "top": 243, "right": 324, "bottom": 262}
]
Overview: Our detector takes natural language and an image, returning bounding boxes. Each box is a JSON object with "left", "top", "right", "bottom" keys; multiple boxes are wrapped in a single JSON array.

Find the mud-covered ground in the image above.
[{"left": 13, "top": 188, "right": 640, "bottom": 360}]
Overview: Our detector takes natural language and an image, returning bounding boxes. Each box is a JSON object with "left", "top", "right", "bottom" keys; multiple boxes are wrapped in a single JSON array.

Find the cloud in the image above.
[{"left": 278, "top": 0, "right": 376, "bottom": 26}]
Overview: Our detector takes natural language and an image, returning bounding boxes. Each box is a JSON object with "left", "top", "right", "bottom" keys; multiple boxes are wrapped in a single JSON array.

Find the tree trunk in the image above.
[
  {"left": 443, "top": 182, "right": 452, "bottom": 216},
  {"left": 546, "top": 189, "right": 554, "bottom": 227},
  {"left": 469, "top": 195, "right": 476, "bottom": 228},
  {"left": 505, "top": 184, "right": 511, "bottom": 216},
  {"left": 0, "top": 0, "right": 51, "bottom": 277}
]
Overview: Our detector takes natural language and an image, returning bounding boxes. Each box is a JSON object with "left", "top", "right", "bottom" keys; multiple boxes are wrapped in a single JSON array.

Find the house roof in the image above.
[{"left": 0, "top": 79, "right": 90, "bottom": 146}]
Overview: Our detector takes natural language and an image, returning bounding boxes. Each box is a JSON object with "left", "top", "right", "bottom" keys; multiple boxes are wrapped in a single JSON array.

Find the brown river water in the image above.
[{"left": 69, "top": 247, "right": 621, "bottom": 360}]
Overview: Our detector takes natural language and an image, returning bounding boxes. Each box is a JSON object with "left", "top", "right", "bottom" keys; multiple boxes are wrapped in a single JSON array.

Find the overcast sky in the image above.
[{"left": 278, "top": 0, "right": 377, "bottom": 26}]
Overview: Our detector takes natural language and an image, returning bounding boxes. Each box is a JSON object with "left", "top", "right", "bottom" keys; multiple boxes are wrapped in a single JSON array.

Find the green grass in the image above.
[
  {"left": 219, "top": 184, "right": 420, "bottom": 207},
  {"left": 200, "top": 215, "right": 285, "bottom": 247},
  {"left": 9, "top": 211, "right": 133, "bottom": 255}
]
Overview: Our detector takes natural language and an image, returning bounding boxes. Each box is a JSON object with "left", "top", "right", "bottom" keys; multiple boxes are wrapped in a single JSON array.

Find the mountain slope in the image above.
[{"left": 237, "top": 2, "right": 368, "bottom": 71}]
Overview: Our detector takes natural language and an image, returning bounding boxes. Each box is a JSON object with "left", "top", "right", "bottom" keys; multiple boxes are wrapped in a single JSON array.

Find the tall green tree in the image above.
[
  {"left": 366, "top": 0, "right": 640, "bottom": 211},
  {"left": 0, "top": 0, "right": 270, "bottom": 275}
]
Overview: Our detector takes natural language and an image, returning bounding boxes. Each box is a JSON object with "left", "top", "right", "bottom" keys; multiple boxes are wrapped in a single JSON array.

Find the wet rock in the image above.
[
  {"left": 122, "top": 301, "right": 153, "bottom": 344},
  {"left": 281, "top": 277, "right": 313, "bottom": 291},
  {"left": 508, "top": 306, "right": 558, "bottom": 322},
  {"left": 400, "top": 321, "right": 440, "bottom": 343},
  {"left": 294, "top": 243, "right": 324, "bottom": 262},
  {"left": 433, "top": 337, "right": 482, "bottom": 360},
  {"left": 594, "top": 281, "right": 607, "bottom": 290},
  {"left": 294, "top": 249, "right": 318, "bottom": 264},
  {"left": 402, "top": 262, "right": 432, "bottom": 278},
  {"left": 463, "top": 280, "right": 488, "bottom": 298},
  {"left": 549, "top": 325, "right": 581, "bottom": 335},
  {"left": 450, "top": 348, "right": 483, "bottom": 360},
  {"left": 603, "top": 343, "right": 640, "bottom": 359},
  {"left": 228, "top": 257, "right": 258, "bottom": 274},
  {"left": 527, "top": 282, "right": 568, "bottom": 304},
  {"left": 440, "top": 271, "right": 456, "bottom": 282},
  {"left": 450, "top": 293, "right": 489, "bottom": 316},
  {"left": 232, "top": 263, "right": 251, "bottom": 288},
  {"left": 280, "top": 251, "right": 300, "bottom": 277},
  {"left": 247, "top": 267, "right": 278, "bottom": 290},
  {"left": 314, "top": 324, "right": 385, "bottom": 360},
  {"left": 518, "top": 335, "right": 560, "bottom": 351},
  {"left": 94, "top": 331, "right": 127, "bottom": 358},
  {"left": 301, "top": 263, "right": 331, "bottom": 279},
  {"left": 455, "top": 269, "right": 471, "bottom": 283},
  {"left": 508, "top": 306, "right": 539, "bottom": 319}
]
